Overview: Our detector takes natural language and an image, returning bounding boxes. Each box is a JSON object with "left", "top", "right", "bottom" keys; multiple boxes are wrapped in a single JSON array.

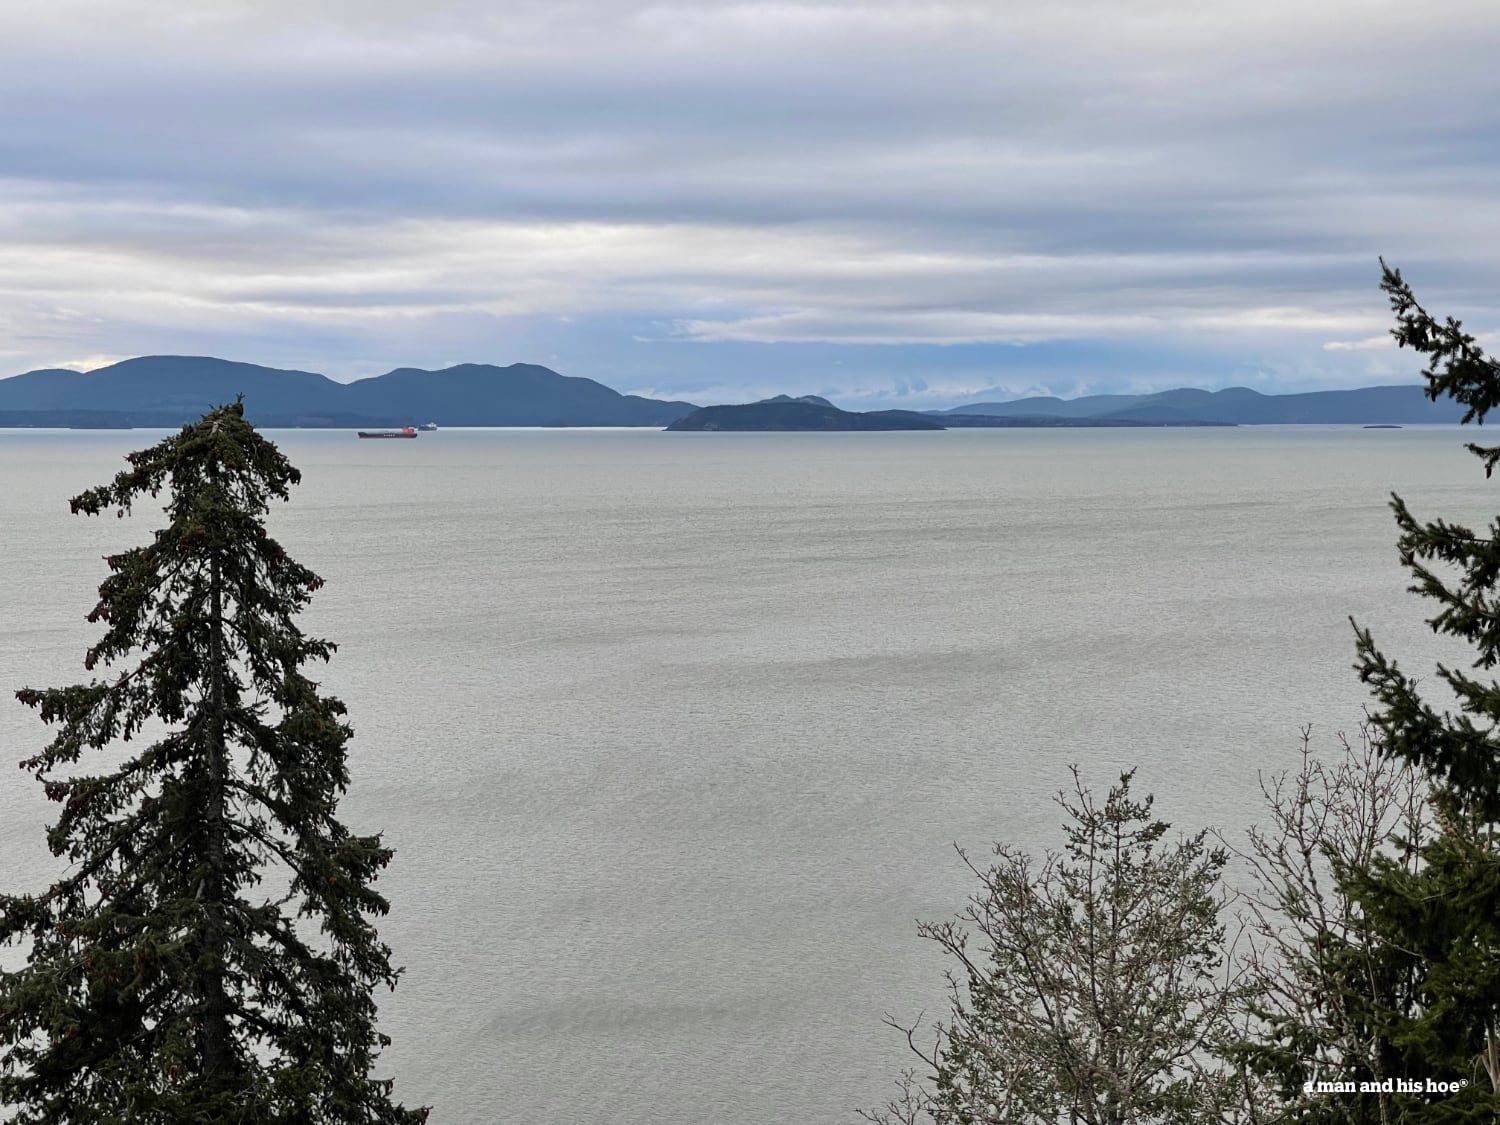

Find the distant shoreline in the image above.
[
  {"left": 0, "top": 422, "right": 1464, "bottom": 434},
  {"left": 0, "top": 356, "right": 1467, "bottom": 427}
]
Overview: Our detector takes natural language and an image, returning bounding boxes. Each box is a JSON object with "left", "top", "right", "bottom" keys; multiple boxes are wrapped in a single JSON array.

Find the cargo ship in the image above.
[{"left": 357, "top": 426, "right": 418, "bottom": 439}]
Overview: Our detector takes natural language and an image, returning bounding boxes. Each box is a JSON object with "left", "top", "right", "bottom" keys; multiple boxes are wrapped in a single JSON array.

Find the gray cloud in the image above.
[{"left": 1, "top": 0, "right": 1498, "bottom": 400}]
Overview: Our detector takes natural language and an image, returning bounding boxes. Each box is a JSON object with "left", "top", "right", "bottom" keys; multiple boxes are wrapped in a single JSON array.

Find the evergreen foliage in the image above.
[
  {"left": 1299, "top": 262, "right": 1500, "bottom": 1121},
  {"left": 1354, "top": 266, "right": 1500, "bottom": 819},
  {"left": 0, "top": 400, "right": 426, "bottom": 1123}
]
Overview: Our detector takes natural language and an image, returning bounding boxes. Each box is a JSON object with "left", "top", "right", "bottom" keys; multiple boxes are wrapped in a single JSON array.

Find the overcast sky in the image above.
[{"left": 3, "top": 0, "right": 1499, "bottom": 408}]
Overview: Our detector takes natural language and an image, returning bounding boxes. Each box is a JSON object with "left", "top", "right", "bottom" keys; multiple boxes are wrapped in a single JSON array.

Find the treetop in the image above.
[{"left": 69, "top": 396, "right": 303, "bottom": 520}]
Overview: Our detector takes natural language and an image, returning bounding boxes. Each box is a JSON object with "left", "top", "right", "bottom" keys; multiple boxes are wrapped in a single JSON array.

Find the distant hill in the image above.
[
  {"left": 0, "top": 356, "right": 699, "bottom": 428},
  {"left": 757, "top": 394, "right": 837, "bottom": 408},
  {"left": 0, "top": 356, "right": 349, "bottom": 417},
  {"left": 338, "top": 363, "right": 695, "bottom": 426},
  {"left": 667, "top": 401, "right": 945, "bottom": 431},
  {"left": 890, "top": 411, "right": 1234, "bottom": 428},
  {"left": 941, "top": 384, "right": 1462, "bottom": 425}
]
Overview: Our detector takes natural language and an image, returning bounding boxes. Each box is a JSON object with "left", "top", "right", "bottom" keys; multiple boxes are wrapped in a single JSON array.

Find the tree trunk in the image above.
[{"left": 201, "top": 551, "right": 232, "bottom": 1087}]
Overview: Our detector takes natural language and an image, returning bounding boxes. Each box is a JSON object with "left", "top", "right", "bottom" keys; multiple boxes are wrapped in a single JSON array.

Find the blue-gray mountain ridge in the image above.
[
  {"left": 938, "top": 384, "right": 1464, "bottom": 425},
  {"left": 0, "top": 355, "right": 1465, "bottom": 427},
  {"left": 0, "top": 356, "right": 696, "bottom": 428}
]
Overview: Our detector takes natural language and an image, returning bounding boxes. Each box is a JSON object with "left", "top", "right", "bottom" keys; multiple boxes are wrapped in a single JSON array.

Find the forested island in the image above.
[{"left": 665, "top": 401, "right": 945, "bottom": 430}]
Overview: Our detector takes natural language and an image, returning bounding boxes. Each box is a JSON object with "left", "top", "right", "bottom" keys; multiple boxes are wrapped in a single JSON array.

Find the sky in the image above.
[{"left": 3, "top": 0, "right": 1500, "bottom": 409}]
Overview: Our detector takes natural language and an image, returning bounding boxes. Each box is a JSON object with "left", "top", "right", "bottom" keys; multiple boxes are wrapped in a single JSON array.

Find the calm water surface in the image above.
[{"left": 0, "top": 426, "right": 1491, "bottom": 1123}]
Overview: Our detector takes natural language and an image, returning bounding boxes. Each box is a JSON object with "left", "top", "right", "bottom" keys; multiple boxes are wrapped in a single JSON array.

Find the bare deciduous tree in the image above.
[
  {"left": 865, "top": 769, "right": 1241, "bottom": 1125},
  {"left": 1222, "top": 724, "right": 1430, "bottom": 1124}
]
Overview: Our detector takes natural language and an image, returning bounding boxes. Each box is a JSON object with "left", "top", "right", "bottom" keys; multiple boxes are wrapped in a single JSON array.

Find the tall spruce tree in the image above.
[
  {"left": 1323, "top": 262, "right": 1500, "bottom": 1121},
  {"left": 0, "top": 401, "right": 426, "bottom": 1123}
]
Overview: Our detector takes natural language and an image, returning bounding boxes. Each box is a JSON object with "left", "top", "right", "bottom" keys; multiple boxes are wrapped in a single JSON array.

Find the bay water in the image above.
[{"left": 0, "top": 425, "right": 1490, "bottom": 1123}]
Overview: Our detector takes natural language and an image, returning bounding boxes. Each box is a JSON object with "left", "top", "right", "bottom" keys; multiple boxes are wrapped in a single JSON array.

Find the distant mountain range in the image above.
[
  {"left": 0, "top": 355, "right": 696, "bottom": 428},
  {"left": 939, "top": 384, "right": 1463, "bottom": 425},
  {"left": 0, "top": 355, "right": 1464, "bottom": 428}
]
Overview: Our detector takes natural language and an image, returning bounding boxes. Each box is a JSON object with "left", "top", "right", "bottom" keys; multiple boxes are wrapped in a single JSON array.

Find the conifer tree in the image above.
[
  {"left": 1320, "top": 262, "right": 1500, "bottom": 1121},
  {"left": 0, "top": 401, "right": 427, "bottom": 1123}
]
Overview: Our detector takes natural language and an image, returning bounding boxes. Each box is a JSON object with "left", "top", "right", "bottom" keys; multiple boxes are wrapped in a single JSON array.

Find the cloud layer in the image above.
[{"left": 3, "top": 0, "right": 1499, "bottom": 406}]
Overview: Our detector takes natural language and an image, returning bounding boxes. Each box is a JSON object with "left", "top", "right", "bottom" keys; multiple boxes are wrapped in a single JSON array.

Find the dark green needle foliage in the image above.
[
  {"left": 1357, "top": 262, "right": 1500, "bottom": 819},
  {"left": 1322, "top": 263, "right": 1500, "bottom": 1120},
  {"left": 0, "top": 401, "right": 427, "bottom": 1123}
]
